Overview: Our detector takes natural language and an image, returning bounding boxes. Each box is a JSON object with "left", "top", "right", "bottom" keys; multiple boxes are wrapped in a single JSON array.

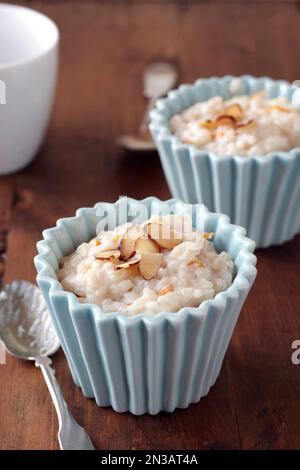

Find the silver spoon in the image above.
[
  {"left": 119, "top": 61, "right": 178, "bottom": 151},
  {"left": 0, "top": 280, "right": 94, "bottom": 450}
]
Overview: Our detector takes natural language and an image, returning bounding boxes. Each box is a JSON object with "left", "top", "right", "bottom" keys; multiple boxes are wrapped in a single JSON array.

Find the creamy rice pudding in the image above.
[
  {"left": 170, "top": 92, "right": 300, "bottom": 156},
  {"left": 57, "top": 216, "right": 234, "bottom": 316}
]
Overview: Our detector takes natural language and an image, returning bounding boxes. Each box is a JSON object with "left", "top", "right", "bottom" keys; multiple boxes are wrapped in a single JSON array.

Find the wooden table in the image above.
[{"left": 1, "top": 0, "right": 300, "bottom": 450}]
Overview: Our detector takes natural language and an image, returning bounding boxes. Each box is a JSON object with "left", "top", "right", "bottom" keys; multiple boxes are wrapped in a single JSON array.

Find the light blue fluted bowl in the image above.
[
  {"left": 150, "top": 75, "right": 300, "bottom": 248},
  {"left": 35, "top": 197, "right": 257, "bottom": 415}
]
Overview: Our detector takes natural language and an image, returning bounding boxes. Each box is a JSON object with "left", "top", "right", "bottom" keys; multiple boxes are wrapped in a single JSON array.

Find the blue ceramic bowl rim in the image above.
[
  {"left": 35, "top": 197, "right": 257, "bottom": 325},
  {"left": 149, "top": 74, "right": 300, "bottom": 163}
]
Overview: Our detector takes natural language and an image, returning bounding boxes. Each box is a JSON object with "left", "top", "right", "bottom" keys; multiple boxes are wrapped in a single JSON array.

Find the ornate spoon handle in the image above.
[{"left": 35, "top": 356, "right": 94, "bottom": 450}]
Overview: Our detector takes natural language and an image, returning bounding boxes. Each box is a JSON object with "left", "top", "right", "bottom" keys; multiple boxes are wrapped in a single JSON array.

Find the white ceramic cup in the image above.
[{"left": 0, "top": 4, "right": 59, "bottom": 174}]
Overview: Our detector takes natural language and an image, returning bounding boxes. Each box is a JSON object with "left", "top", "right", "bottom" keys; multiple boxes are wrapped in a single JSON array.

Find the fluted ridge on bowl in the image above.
[
  {"left": 35, "top": 197, "right": 257, "bottom": 414},
  {"left": 150, "top": 76, "right": 300, "bottom": 247}
]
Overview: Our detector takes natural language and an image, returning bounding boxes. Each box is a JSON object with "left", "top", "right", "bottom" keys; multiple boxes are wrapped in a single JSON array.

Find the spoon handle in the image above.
[
  {"left": 35, "top": 356, "right": 94, "bottom": 450},
  {"left": 139, "top": 95, "right": 157, "bottom": 134}
]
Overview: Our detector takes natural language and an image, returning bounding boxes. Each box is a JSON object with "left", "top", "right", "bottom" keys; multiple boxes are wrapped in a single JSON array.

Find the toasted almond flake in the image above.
[
  {"left": 146, "top": 222, "right": 182, "bottom": 250},
  {"left": 135, "top": 237, "right": 160, "bottom": 255},
  {"left": 138, "top": 252, "right": 162, "bottom": 280},
  {"left": 216, "top": 114, "right": 236, "bottom": 127},
  {"left": 119, "top": 237, "right": 136, "bottom": 260},
  {"left": 236, "top": 119, "right": 255, "bottom": 131},
  {"left": 188, "top": 259, "right": 206, "bottom": 268},
  {"left": 119, "top": 224, "right": 144, "bottom": 260},
  {"left": 126, "top": 263, "right": 140, "bottom": 275},
  {"left": 158, "top": 283, "right": 174, "bottom": 296},
  {"left": 114, "top": 258, "right": 140, "bottom": 270},
  {"left": 110, "top": 257, "right": 124, "bottom": 265},
  {"left": 204, "top": 232, "right": 214, "bottom": 240},
  {"left": 200, "top": 119, "right": 217, "bottom": 130},
  {"left": 268, "top": 105, "right": 290, "bottom": 113},
  {"left": 200, "top": 115, "right": 236, "bottom": 129},
  {"left": 225, "top": 104, "right": 243, "bottom": 120},
  {"left": 201, "top": 115, "right": 237, "bottom": 130}
]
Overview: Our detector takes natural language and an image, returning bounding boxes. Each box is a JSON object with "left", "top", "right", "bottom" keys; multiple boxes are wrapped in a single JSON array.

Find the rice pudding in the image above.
[
  {"left": 57, "top": 216, "right": 234, "bottom": 316},
  {"left": 170, "top": 92, "right": 300, "bottom": 156}
]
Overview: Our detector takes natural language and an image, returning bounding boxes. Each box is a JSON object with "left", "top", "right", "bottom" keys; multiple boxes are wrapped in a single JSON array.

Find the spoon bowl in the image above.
[
  {"left": 143, "top": 62, "right": 178, "bottom": 98},
  {"left": 0, "top": 280, "right": 59, "bottom": 360},
  {"left": 118, "top": 134, "right": 156, "bottom": 152}
]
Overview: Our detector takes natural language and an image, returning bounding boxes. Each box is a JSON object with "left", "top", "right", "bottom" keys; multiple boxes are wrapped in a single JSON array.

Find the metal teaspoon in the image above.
[
  {"left": 0, "top": 280, "right": 94, "bottom": 450},
  {"left": 118, "top": 61, "right": 178, "bottom": 151}
]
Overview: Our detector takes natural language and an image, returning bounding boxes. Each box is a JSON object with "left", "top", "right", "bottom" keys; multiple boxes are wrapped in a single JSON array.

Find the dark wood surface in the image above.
[{"left": 1, "top": 0, "right": 300, "bottom": 450}]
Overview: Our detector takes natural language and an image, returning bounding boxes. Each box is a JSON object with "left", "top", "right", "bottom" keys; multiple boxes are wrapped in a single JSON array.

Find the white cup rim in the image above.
[{"left": 0, "top": 3, "right": 59, "bottom": 70}]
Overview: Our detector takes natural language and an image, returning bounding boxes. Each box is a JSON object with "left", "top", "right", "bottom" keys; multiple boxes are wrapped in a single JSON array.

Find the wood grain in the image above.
[{"left": 0, "top": 0, "right": 300, "bottom": 450}]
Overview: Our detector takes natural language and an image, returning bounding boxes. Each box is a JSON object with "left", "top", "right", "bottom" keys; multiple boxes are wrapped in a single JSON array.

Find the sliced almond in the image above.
[
  {"left": 225, "top": 104, "right": 243, "bottom": 120},
  {"left": 114, "top": 258, "right": 140, "bottom": 270},
  {"left": 216, "top": 114, "right": 236, "bottom": 127},
  {"left": 268, "top": 105, "right": 290, "bottom": 113},
  {"left": 200, "top": 115, "right": 236, "bottom": 130},
  {"left": 135, "top": 236, "right": 160, "bottom": 255},
  {"left": 126, "top": 263, "right": 140, "bottom": 275},
  {"left": 203, "top": 232, "right": 214, "bottom": 240},
  {"left": 138, "top": 253, "right": 162, "bottom": 280},
  {"left": 112, "top": 234, "right": 121, "bottom": 243},
  {"left": 146, "top": 222, "right": 182, "bottom": 250},
  {"left": 200, "top": 119, "right": 217, "bottom": 130},
  {"left": 158, "top": 283, "right": 174, "bottom": 296},
  {"left": 236, "top": 119, "right": 255, "bottom": 131},
  {"left": 119, "top": 224, "right": 144, "bottom": 260},
  {"left": 119, "top": 238, "right": 136, "bottom": 261},
  {"left": 95, "top": 249, "right": 121, "bottom": 260}
]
